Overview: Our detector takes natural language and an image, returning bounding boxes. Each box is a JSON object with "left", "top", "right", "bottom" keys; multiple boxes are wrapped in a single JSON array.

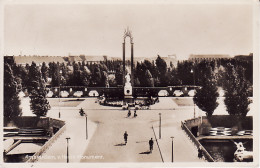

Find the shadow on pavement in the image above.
[
  {"left": 139, "top": 151, "right": 151, "bottom": 154},
  {"left": 114, "top": 143, "right": 126, "bottom": 146},
  {"left": 136, "top": 140, "right": 147, "bottom": 143},
  {"left": 125, "top": 117, "right": 135, "bottom": 119}
]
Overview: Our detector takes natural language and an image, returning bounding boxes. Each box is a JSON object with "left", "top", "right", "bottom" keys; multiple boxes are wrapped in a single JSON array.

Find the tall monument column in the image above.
[
  {"left": 123, "top": 28, "right": 134, "bottom": 105},
  {"left": 122, "top": 27, "right": 134, "bottom": 86},
  {"left": 122, "top": 42, "right": 126, "bottom": 85},
  {"left": 131, "top": 42, "right": 134, "bottom": 86}
]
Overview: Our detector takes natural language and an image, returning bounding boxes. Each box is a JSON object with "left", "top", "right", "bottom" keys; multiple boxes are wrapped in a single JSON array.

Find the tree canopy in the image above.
[
  {"left": 223, "top": 63, "right": 251, "bottom": 117},
  {"left": 4, "top": 63, "right": 22, "bottom": 119},
  {"left": 193, "top": 61, "right": 219, "bottom": 116},
  {"left": 28, "top": 62, "right": 50, "bottom": 117}
]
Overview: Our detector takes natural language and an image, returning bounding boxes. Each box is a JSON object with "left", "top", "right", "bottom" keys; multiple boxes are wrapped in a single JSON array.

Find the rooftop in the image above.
[
  {"left": 14, "top": 56, "right": 66, "bottom": 65},
  {"left": 189, "top": 54, "right": 231, "bottom": 60}
]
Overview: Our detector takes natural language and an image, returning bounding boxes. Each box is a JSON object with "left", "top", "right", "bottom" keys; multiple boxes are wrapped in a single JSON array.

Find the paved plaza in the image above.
[
  {"left": 20, "top": 96, "right": 252, "bottom": 163},
  {"left": 20, "top": 97, "right": 203, "bottom": 163}
]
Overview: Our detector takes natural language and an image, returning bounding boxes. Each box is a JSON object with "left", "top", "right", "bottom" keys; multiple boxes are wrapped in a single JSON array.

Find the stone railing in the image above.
[
  {"left": 26, "top": 125, "right": 66, "bottom": 163},
  {"left": 181, "top": 121, "right": 215, "bottom": 162},
  {"left": 4, "top": 140, "right": 22, "bottom": 154}
]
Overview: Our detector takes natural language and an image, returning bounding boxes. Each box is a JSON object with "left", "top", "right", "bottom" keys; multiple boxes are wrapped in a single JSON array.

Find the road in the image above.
[
  {"left": 22, "top": 95, "right": 252, "bottom": 163},
  {"left": 80, "top": 97, "right": 204, "bottom": 162},
  {"left": 18, "top": 91, "right": 253, "bottom": 163}
]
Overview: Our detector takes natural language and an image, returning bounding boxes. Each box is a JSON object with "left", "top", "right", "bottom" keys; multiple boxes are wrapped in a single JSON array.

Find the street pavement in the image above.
[
  {"left": 21, "top": 95, "right": 253, "bottom": 163},
  {"left": 25, "top": 97, "right": 203, "bottom": 163},
  {"left": 80, "top": 97, "right": 204, "bottom": 162}
]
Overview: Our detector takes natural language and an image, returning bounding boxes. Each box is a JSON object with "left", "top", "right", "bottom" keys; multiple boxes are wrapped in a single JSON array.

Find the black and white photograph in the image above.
[{"left": 1, "top": 0, "right": 259, "bottom": 167}]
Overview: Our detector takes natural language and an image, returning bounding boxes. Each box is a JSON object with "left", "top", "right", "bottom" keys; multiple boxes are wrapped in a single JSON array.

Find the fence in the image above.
[
  {"left": 26, "top": 125, "right": 66, "bottom": 163},
  {"left": 181, "top": 121, "right": 215, "bottom": 162}
]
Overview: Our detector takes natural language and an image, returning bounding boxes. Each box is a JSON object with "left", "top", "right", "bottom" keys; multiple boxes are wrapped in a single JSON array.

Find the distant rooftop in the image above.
[
  {"left": 9, "top": 54, "right": 178, "bottom": 67},
  {"left": 234, "top": 53, "right": 253, "bottom": 60},
  {"left": 14, "top": 56, "right": 66, "bottom": 65},
  {"left": 189, "top": 54, "right": 231, "bottom": 60}
]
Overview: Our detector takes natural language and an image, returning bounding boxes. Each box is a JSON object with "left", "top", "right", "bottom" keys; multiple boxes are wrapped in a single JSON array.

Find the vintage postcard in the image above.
[{"left": 1, "top": 0, "right": 259, "bottom": 167}]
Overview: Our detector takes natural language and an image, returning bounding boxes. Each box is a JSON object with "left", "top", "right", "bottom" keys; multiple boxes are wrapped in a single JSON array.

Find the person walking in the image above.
[
  {"left": 134, "top": 110, "right": 137, "bottom": 117},
  {"left": 79, "top": 108, "right": 85, "bottom": 116},
  {"left": 124, "top": 131, "right": 128, "bottom": 144},
  {"left": 149, "top": 138, "right": 154, "bottom": 153},
  {"left": 198, "top": 146, "right": 203, "bottom": 159},
  {"left": 127, "top": 109, "right": 131, "bottom": 117}
]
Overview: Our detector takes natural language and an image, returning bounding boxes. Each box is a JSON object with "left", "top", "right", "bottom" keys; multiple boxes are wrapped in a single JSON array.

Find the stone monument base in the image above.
[{"left": 124, "top": 96, "right": 134, "bottom": 105}]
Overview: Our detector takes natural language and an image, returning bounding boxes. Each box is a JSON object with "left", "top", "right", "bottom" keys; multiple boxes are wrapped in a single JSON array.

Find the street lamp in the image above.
[
  {"left": 170, "top": 136, "right": 174, "bottom": 162},
  {"left": 191, "top": 69, "right": 195, "bottom": 118},
  {"left": 85, "top": 113, "right": 88, "bottom": 140},
  {"left": 66, "top": 137, "right": 70, "bottom": 163},
  {"left": 159, "top": 113, "right": 161, "bottom": 139},
  {"left": 59, "top": 70, "right": 62, "bottom": 118}
]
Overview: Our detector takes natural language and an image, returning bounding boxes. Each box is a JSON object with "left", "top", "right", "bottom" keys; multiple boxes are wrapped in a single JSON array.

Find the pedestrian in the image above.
[
  {"left": 198, "top": 146, "right": 203, "bottom": 159},
  {"left": 149, "top": 138, "right": 154, "bottom": 153},
  {"left": 124, "top": 131, "right": 128, "bottom": 144},
  {"left": 134, "top": 110, "right": 137, "bottom": 117},
  {"left": 127, "top": 109, "right": 131, "bottom": 117},
  {"left": 79, "top": 108, "right": 85, "bottom": 116},
  {"left": 59, "top": 112, "right": 61, "bottom": 118}
]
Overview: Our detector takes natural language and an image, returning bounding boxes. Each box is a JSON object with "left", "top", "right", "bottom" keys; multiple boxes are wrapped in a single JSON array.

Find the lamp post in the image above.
[
  {"left": 66, "top": 137, "right": 70, "bottom": 163},
  {"left": 159, "top": 113, "right": 161, "bottom": 139},
  {"left": 170, "top": 136, "right": 174, "bottom": 162},
  {"left": 85, "top": 113, "right": 88, "bottom": 140},
  {"left": 191, "top": 69, "right": 195, "bottom": 118},
  {"left": 59, "top": 70, "right": 62, "bottom": 118}
]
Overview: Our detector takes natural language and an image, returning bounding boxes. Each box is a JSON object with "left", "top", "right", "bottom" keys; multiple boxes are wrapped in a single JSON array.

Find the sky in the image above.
[{"left": 4, "top": 1, "right": 254, "bottom": 60}]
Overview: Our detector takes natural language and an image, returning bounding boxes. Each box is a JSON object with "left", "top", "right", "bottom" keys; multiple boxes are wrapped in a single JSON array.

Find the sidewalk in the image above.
[
  {"left": 37, "top": 99, "right": 97, "bottom": 163},
  {"left": 150, "top": 97, "right": 204, "bottom": 162}
]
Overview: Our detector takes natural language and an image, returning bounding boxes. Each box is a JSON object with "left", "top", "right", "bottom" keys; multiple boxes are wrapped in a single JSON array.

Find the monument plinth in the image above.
[{"left": 124, "top": 73, "right": 134, "bottom": 104}]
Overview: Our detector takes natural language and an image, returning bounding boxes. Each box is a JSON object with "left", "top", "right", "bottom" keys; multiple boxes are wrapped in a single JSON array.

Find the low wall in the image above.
[
  {"left": 4, "top": 117, "right": 65, "bottom": 136},
  {"left": 49, "top": 118, "right": 66, "bottom": 129},
  {"left": 26, "top": 124, "right": 66, "bottom": 163},
  {"left": 184, "top": 115, "right": 253, "bottom": 136},
  {"left": 4, "top": 140, "right": 22, "bottom": 154},
  {"left": 183, "top": 118, "right": 202, "bottom": 130},
  {"left": 181, "top": 121, "right": 215, "bottom": 162},
  {"left": 206, "top": 115, "right": 253, "bottom": 130},
  {"left": 5, "top": 117, "right": 50, "bottom": 129}
]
